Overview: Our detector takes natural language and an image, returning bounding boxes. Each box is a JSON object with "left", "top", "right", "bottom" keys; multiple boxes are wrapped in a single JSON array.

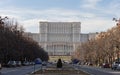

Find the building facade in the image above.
[
  {"left": 39, "top": 22, "right": 81, "bottom": 56},
  {"left": 25, "top": 22, "right": 98, "bottom": 60},
  {"left": 80, "top": 33, "right": 98, "bottom": 43}
]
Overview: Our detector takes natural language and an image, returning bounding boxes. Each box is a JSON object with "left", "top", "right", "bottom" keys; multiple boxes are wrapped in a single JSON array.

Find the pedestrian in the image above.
[{"left": 56, "top": 58, "right": 62, "bottom": 68}]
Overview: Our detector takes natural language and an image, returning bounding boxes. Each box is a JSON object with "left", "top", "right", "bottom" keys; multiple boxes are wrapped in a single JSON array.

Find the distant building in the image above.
[
  {"left": 88, "top": 33, "right": 98, "bottom": 40},
  {"left": 80, "top": 34, "right": 89, "bottom": 43},
  {"left": 24, "top": 32, "right": 39, "bottom": 42},
  {"left": 80, "top": 33, "right": 97, "bottom": 43},
  {"left": 39, "top": 22, "right": 81, "bottom": 56},
  {"left": 25, "top": 22, "right": 97, "bottom": 57}
]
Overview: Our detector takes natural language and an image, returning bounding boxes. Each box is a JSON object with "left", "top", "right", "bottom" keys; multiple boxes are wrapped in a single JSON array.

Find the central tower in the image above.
[{"left": 39, "top": 22, "right": 81, "bottom": 56}]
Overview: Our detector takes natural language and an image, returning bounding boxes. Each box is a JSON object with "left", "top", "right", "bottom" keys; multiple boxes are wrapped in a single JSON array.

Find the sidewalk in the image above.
[{"left": 31, "top": 64, "right": 89, "bottom": 75}]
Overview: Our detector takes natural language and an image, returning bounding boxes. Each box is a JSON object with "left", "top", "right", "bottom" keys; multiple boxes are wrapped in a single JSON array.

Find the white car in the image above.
[
  {"left": 116, "top": 64, "right": 120, "bottom": 70},
  {"left": 111, "top": 62, "right": 120, "bottom": 70},
  {"left": 7, "top": 61, "right": 16, "bottom": 67}
]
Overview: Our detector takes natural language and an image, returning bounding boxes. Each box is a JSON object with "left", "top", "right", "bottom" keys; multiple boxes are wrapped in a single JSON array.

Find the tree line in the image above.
[
  {"left": 76, "top": 22, "right": 120, "bottom": 66},
  {"left": 0, "top": 17, "right": 49, "bottom": 64}
]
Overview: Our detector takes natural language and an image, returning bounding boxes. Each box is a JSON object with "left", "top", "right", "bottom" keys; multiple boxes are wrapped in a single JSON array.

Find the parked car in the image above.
[
  {"left": 16, "top": 61, "right": 22, "bottom": 66},
  {"left": 116, "top": 64, "right": 120, "bottom": 70},
  {"left": 7, "top": 61, "right": 16, "bottom": 67},
  {"left": 23, "top": 61, "right": 29, "bottom": 66},
  {"left": 0, "top": 63, "right": 2, "bottom": 70},
  {"left": 102, "top": 63, "right": 110, "bottom": 68},
  {"left": 42, "top": 61, "right": 47, "bottom": 66},
  {"left": 34, "top": 58, "right": 42, "bottom": 65},
  {"left": 30, "top": 62, "right": 35, "bottom": 65},
  {"left": 111, "top": 62, "right": 120, "bottom": 70}
]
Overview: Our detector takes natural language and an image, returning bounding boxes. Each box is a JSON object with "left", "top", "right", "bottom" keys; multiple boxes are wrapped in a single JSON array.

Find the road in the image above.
[
  {"left": 0, "top": 65, "right": 42, "bottom": 75},
  {"left": 1, "top": 64, "right": 120, "bottom": 75},
  {"left": 75, "top": 65, "right": 120, "bottom": 75}
]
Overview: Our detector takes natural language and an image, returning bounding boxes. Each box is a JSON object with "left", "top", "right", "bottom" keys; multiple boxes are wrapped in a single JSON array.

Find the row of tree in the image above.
[
  {"left": 76, "top": 22, "right": 120, "bottom": 66},
  {"left": 0, "top": 17, "right": 49, "bottom": 64}
]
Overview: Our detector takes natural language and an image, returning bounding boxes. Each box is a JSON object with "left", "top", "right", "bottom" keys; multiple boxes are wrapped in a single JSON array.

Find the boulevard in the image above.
[
  {"left": 0, "top": 65, "right": 41, "bottom": 75},
  {"left": 0, "top": 0, "right": 120, "bottom": 75},
  {"left": 75, "top": 65, "right": 120, "bottom": 75},
  {"left": 1, "top": 63, "right": 120, "bottom": 75}
]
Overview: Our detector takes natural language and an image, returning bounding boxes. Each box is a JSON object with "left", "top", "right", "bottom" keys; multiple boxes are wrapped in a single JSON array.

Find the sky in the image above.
[{"left": 0, "top": 0, "right": 120, "bottom": 33}]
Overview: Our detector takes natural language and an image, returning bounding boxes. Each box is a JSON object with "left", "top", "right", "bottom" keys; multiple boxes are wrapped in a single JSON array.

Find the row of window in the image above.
[
  {"left": 48, "top": 52, "right": 71, "bottom": 55},
  {"left": 40, "top": 29, "right": 80, "bottom": 33},
  {"left": 46, "top": 45, "right": 73, "bottom": 51},
  {"left": 39, "top": 34, "right": 80, "bottom": 42},
  {"left": 40, "top": 23, "right": 81, "bottom": 33}
]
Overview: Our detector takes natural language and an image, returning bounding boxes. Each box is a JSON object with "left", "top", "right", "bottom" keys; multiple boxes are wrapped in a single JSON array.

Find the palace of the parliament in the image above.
[{"left": 25, "top": 22, "right": 97, "bottom": 61}]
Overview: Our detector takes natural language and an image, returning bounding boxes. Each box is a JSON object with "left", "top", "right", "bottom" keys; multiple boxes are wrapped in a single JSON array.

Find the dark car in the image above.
[
  {"left": 102, "top": 63, "right": 110, "bottom": 68},
  {"left": 34, "top": 58, "right": 42, "bottom": 65},
  {"left": 42, "top": 61, "right": 47, "bottom": 66},
  {"left": 16, "top": 61, "right": 22, "bottom": 66},
  {"left": 0, "top": 63, "right": 2, "bottom": 70},
  {"left": 23, "top": 61, "right": 29, "bottom": 66}
]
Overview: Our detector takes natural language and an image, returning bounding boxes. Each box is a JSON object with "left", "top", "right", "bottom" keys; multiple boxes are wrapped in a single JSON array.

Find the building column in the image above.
[
  {"left": 64, "top": 45, "right": 65, "bottom": 55},
  {"left": 45, "top": 24, "right": 48, "bottom": 42},
  {"left": 44, "top": 43, "right": 47, "bottom": 52}
]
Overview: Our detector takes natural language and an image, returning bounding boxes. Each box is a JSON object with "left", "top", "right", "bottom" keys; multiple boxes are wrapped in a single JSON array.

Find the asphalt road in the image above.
[
  {"left": 75, "top": 65, "right": 120, "bottom": 75},
  {"left": 0, "top": 65, "right": 42, "bottom": 75},
  {"left": 1, "top": 64, "right": 120, "bottom": 75}
]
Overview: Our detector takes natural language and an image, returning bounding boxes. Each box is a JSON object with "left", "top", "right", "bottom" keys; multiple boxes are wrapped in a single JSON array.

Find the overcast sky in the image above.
[{"left": 0, "top": 0, "right": 119, "bottom": 33}]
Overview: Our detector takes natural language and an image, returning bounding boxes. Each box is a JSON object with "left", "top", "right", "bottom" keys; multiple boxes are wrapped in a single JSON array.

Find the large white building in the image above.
[
  {"left": 25, "top": 22, "right": 97, "bottom": 58},
  {"left": 39, "top": 22, "right": 81, "bottom": 56}
]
